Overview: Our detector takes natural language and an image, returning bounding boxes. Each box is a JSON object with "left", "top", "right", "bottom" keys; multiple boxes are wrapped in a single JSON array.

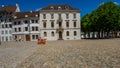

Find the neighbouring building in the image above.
[
  {"left": 39, "top": 5, "right": 81, "bottom": 40},
  {"left": 0, "top": 3, "right": 20, "bottom": 41},
  {"left": 12, "top": 11, "right": 39, "bottom": 41},
  {"left": 0, "top": 4, "right": 81, "bottom": 41}
]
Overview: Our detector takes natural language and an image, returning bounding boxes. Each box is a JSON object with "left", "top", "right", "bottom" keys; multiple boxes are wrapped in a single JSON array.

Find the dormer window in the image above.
[
  {"left": 50, "top": 6, "right": 54, "bottom": 10},
  {"left": 25, "top": 15, "right": 28, "bottom": 17},
  {"left": 35, "top": 15, "right": 38, "bottom": 17},
  {"left": 58, "top": 6, "right": 61, "bottom": 10},
  {"left": 65, "top": 6, "right": 69, "bottom": 10},
  {"left": 14, "top": 16, "right": 17, "bottom": 19}
]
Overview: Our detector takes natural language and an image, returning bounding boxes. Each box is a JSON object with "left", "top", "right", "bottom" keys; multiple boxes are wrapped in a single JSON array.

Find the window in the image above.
[
  {"left": 66, "top": 31, "right": 69, "bottom": 36},
  {"left": 74, "top": 13, "right": 76, "bottom": 19},
  {"left": 51, "top": 32, "right": 54, "bottom": 37},
  {"left": 74, "top": 31, "right": 77, "bottom": 36},
  {"left": 32, "top": 27, "right": 34, "bottom": 31},
  {"left": 51, "top": 14, "right": 54, "bottom": 19},
  {"left": 10, "top": 36, "right": 12, "bottom": 40},
  {"left": 9, "top": 24, "right": 12, "bottom": 28},
  {"left": 2, "top": 25, "right": 4, "bottom": 28},
  {"left": 15, "top": 28, "right": 17, "bottom": 32},
  {"left": 36, "top": 27, "right": 38, "bottom": 31},
  {"left": 18, "top": 27, "right": 21, "bottom": 32},
  {"left": 65, "top": 6, "right": 69, "bottom": 10},
  {"left": 18, "top": 21, "right": 21, "bottom": 25},
  {"left": 9, "top": 30, "right": 11, "bottom": 34},
  {"left": 44, "top": 32, "right": 47, "bottom": 37},
  {"left": 50, "top": 6, "right": 54, "bottom": 10},
  {"left": 32, "top": 20, "right": 34, "bottom": 23},
  {"left": 43, "top": 14, "right": 46, "bottom": 19},
  {"left": 25, "top": 27, "right": 28, "bottom": 31},
  {"left": 6, "top": 36, "right": 8, "bottom": 41},
  {"left": 5, "top": 24, "right": 8, "bottom": 28},
  {"left": 5, "top": 30, "right": 8, "bottom": 34},
  {"left": 66, "top": 22, "right": 69, "bottom": 27},
  {"left": 32, "top": 35, "right": 35, "bottom": 39},
  {"left": 4, "top": 19, "right": 6, "bottom": 22},
  {"left": 74, "top": 21, "right": 77, "bottom": 27},
  {"left": 66, "top": 14, "right": 69, "bottom": 19},
  {"left": 24, "top": 20, "right": 28, "bottom": 24},
  {"left": 43, "top": 22, "right": 46, "bottom": 28},
  {"left": 9, "top": 19, "right": 11, "bottom": 22},
  {"left": 14, "top": 22, "right": 17, "bottom": 25},
  {"left": 35, "top": 20, "right": 38, "bottom": 23},
  {"left": 2, "top": 36, "right": 4, "bottom": 41},
  {"left": 58, "top": 6, "right": 61, "bottom": 10},
  {"left": 51, "top": 22, "right": 54, "bottom": 28},
  {"left": 36, "top": 35, "right": 38, "bottom": 39},
  {"left": 1, "top": 19, "right": 3, "bottom": 22},
  {"left": 2, "top": 31, "right": 4, "bottom": 34}
]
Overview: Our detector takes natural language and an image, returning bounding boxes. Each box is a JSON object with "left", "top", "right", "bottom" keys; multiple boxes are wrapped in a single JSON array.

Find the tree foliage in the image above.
[{"left": 81, "top": 1, "right": 120, "bottom": 38}]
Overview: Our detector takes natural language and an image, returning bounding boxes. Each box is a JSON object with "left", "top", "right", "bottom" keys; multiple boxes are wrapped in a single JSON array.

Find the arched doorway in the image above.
[{"left": 58, "top": 31, "right": 63, "bottom": 40}]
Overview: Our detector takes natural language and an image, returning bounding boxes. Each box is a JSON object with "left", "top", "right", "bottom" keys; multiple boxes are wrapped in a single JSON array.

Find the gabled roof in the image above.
[
  {"left": 14, "top": 11, "right": 39, "bottom": 19},
  {"left": 40, "top": 4, "right": 79, "bottom": 11}
]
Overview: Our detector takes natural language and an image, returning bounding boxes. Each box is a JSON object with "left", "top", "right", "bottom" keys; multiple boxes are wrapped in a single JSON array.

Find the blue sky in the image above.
[{"left": 0, "top": 0, "right": 120, "bottom": 17}]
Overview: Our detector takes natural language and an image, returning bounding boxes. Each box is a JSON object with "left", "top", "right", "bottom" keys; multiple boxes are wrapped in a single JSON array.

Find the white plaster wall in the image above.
[
  {"left": 63, "top": 29, "right": 80, "bottom": 40},
  {"left": 12, "top": 19, "right": 40, "bottom": 41},
  {"left": 39, "top": 12, "right": 81, "bottom": 40},
  {"left": 0, "top": 22, "right": 13, "bottom": 41},
  {"left": 40, "top": 30, "right": 57, "bottom": 40}
]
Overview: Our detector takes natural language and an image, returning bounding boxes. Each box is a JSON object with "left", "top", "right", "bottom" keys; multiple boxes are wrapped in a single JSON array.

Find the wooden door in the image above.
[
  {"left": 26, "top": 35, "right": 30, "bottom": 41},
  {"left": 59, "top": 31, "right": 63, "bottom": 40}
]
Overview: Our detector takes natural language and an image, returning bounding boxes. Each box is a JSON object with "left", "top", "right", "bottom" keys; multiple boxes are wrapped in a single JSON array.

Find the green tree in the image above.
[{"left": 81, "top": 1, "right": 120, "bottom": 39}]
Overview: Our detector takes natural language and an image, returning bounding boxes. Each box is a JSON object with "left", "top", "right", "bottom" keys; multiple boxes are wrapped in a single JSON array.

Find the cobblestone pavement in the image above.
[
  {"left": 0, "top": 41, "right": 39, "bottom": 68},
  {"left": 16, "top": 39, "right": 120, "bottom": 68}
]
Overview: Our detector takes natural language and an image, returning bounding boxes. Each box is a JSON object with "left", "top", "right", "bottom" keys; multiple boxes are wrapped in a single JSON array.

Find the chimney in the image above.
[
  {"left": 16, "top": 3, "right": 19, "bottom": 7},
  {"left": 15, "top": 2, "right": 20, "bottom": 12}
]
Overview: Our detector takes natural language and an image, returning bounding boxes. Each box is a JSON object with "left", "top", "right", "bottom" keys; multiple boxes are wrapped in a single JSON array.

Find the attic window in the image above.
[
  {"left": 58, "top": 6, "right": 61, "bottom": 10},
  {"left": 65, "top": 6, "right": 69, "bottom": 10},
  {"left": 25, "top": 15, "right": 28, "bottom": 17},
  {"left": 50, "top": 6, "right": 54, "bottom": 10},
  {"left": 35, "top": 15, "right": 38, "bottom": 17},
  {"left": 14, "top": 16, "right": 17, "bottom": 19}
]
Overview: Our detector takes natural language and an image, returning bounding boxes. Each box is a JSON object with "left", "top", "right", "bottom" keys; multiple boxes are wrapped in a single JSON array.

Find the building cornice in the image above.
[{"left": 39, "top": 10, "right": 80, "bottom": 13}]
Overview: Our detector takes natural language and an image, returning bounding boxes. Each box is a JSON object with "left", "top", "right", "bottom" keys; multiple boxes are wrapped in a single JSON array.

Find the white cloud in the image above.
[
  {"left": 99, "top": 2, "right": 119, "bottom": 6},
  {"left": 36, "top": 8, "right": 42, "bottom": 11},
  {"left": 114, "top": 2, "right": 119, "bottom": 5},
  {"left": 99, "top": 2, "right": 105, "bottom": 6}
]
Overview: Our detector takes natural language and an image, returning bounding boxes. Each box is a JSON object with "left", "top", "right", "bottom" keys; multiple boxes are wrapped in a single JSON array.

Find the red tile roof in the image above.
[
  {"left": 41, "top": 4, "right": 79, "bottom": 11},
  {"left": 14, "top": 11, "right": 39, "bottom": 19},
  {"left": 1, "top": 6, "right": 17, "bottom": 16}
]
